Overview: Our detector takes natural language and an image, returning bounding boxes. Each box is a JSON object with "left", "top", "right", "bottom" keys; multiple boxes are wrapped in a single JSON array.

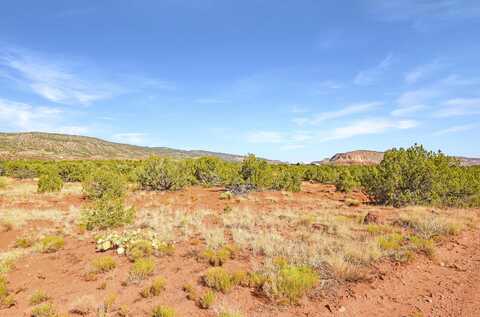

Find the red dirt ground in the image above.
[{"left": 1, "top": 182, "right": 479, "bottom": 316}]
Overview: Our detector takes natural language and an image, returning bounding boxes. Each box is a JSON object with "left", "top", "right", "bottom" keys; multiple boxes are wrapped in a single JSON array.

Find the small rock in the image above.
[{"left": 339, "top": 306, "right": 346, "bottom": 313}]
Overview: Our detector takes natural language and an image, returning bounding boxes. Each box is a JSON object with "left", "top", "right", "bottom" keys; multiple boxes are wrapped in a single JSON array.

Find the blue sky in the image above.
[{"left": 0, "top": 0, "right": 479, "bottom": 162}]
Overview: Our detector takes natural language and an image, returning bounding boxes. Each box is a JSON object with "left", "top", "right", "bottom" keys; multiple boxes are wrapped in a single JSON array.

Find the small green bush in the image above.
[
  {"left": 0, "top": 177, "right": 8, "bottom": 189},
  {"left": 38, "top": 236, "right": 64, "bottom": 253},
  {"left": 82, "top": 169, "right": 127, "bottom": 200},
  {"left": 271, "top": 168, "right": 301, "bottom": 192},
  {"left": 81, "top": 197, "right": 135, "bottom": 230},
  {"left": 151, "top": 305, "right": 176, "bottom": 317},
  {"left": 137, "top": 157, "right": 189, "bottom": 191},
  {"left": 15, "top": 236, "right": 34, "bottom": 248},
  {"left": 37, "top": 172, "right": 63, "bottom": 193},
  {"left": 335, "top": 169, "right": 358, "bottom": 193}
]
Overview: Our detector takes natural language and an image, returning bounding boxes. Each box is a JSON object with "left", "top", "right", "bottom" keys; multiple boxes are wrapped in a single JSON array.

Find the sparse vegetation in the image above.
[
  {"left": 203, "top": 267, "right": 236, "bottom": 293},
  {"left": 29, "top": 290, "right": 50, "bottom": 306},
  {"left": 37, "top": 171, "right": 63, "bottom": 193},
  {"left": 37, "top": 236, "right": 65, "bottom": 253},
  {"left": 140, "top": 277, "right": 166, "bottom": 298},
  {"left": 91, "top": 255, "right": 117, "bottom": 273},
  {"left": 198, "top": 290, "right": 215, "bottom": 309},
  {"left": 129, "top": 258, "right": 155, "bottom": 282},
  {"left": 138, "top": 157, "right": 189, "bottom": 191},
  {"left": 151, "top": 305, "right": 176, "bottom": 317},
  {"left": 31, "top": 302, "right": 57, "bottom": 317},
  {"left": 81, "top": 197, "right": 136, "bottom": 230}
]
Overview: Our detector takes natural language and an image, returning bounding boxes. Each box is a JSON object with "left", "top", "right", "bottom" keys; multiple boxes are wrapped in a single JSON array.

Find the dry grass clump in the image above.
[
  {"left": 203, "top": 267, "right": 236, "bottom": 293},
  {"left": 127, "top": 240, "right": 153, "bottom": 262},
  {"left": 68, "top": 295, "right": 96, "bottom": 315},
  {"left": 151, "top": 305, "right": 176, "bottom": 317},
  {"left": 140, "top": 277, "right": 166, "bottom": 298},
  {"left": 129, "top": 258, "right": 155, "bottom": 282},
  {"left": 201, "top": 246, "right": 233, "bottom": 266},
  {"left": 0, "top": 220, "right": 13, "bottom": 232},
  {"left": 409, "top": 235, "right": 435, "bottom": 258},
  {"left": 91, "top": 255, "right": 117, "bottom": 273},
  {"left": 182, "top": 283, "right": 199, "bottom": 301},
  {"left": 259, "top": 261, "right": 318, "bottom": 305},
  {"left": 31, "top": 302, "right": 58, "bottom": 317},
  {"left": 29, "top": 290, "right": 50, "bottom": 306},
  {"left": 399, "top": 211, "right": 462, "bottom": 239},
  {"left": 0, "top": 250, "right": 24, "bottom": 275},
  {"left": 219, "top": 311, "right": 244, "bottom": 317},
  {"left": 198, "top": 290, "right": 216, "bottom": 309},
  {"left": 37, "top": 236, "right": 65, "bottom": 253},
  {"left": 0, "top": 275, "right": 15, "bottom": 308},
  {"left": 15, "top": 235, "right": 35, "bottom": 248}
]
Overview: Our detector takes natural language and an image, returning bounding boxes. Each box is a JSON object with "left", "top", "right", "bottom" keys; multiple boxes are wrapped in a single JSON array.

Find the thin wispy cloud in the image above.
[
  {"left": 0, "top": 48, "right": 120, "bottom": 106},
  {"left": 112, "top": 133, "right": 149, "bottom": 145},
  {"left": 245, "top": 131, "right": 284, "bottom": 144},
  {"left": 294, "top": 102, "right": 381, "bottom": 125},
  {"left": 354, "top": 53, "right": 393, "bottom": 86},
  {"left": 194, "top": 98, "right": 228, "bottom": 104},
  {"left": 405, "top": 59, "right": 443, "bottom": 84},
  {"left": 391, "top": 88, "right": 438, "bottom": 116},
  {"left": 435, "top": 98, "right": 480, "bottom": 117},
  {"left": 0, "top": 98, "right": 89, "bottom": 133},
  {"left": 433, "top": 124, "right": 476, "bottom": 136},
  {"left": 369, "top": 0, "right": 480, "bottom": 21},
  {"left": 319, "top": 118, "right": 418, "bottom": 142}
]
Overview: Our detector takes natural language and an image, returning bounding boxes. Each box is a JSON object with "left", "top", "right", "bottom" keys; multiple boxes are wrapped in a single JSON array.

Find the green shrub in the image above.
[
  {"left": 82, "top": 169, "right": 127, "bottom": 200},
  {"left": 239, "top": 154, "right": 273, "bottom": 190},
  {"left": 38, "top": 236, "right": 64, "bottom": 253},
  {"left": 335, "top": 169, "right": 358, "bottom": 192},
  {"left": 138, "top": 157, "right": 189, "bottom": 191},
  {"left": 363, "top": 144, "right": 480, "bottom": 207},
  {"left": 37, "top": 172, "right": 63, "bottom": 193},
  {"left": 219, "top": 311, "right": 244, "bottom": 317},
  {"left": 81, "top": 197, "right": 135, "bottom": 230},
  {"left": 151, "top": 305, "right": 176, "bottom": 317},
  {"left": 193, "top": 157, "right": 225, "bottom": 186},
  {"left": 271, "top": 168, "right": 301, "bottom": 192}
]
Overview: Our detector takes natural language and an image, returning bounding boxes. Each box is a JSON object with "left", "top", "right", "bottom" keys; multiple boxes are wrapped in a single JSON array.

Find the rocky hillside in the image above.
[
  {"left": 314, "top": 150, "right": 480, "bottom": 166},
  {"left": 0, "top": 132, "right": 247, "bottom": 161}
]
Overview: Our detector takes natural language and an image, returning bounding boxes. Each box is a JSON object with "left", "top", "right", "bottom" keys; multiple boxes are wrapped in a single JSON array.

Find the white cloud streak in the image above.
[
  {"left": 0, "top": 98, "right": 89, "bottom": 134},
  {"left": 294, "top": 102, "right": 382, "bottom": 125},
  {"left": 319, "top": 118, "right": 418, "bottom": 142},
  {"left": 435, "top": 98, "right": 480, "bottom": 117},
  {"left": 354, "top": 54, "right": 393, "bottom": 86},
  {"left": 433, "top": 124, "right": 476, "bottom": 136}
]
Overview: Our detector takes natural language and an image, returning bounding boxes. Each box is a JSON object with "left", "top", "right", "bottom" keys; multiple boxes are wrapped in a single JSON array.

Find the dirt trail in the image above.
[{"left": 326, "top": 230, "right": 480, "bottom": 317}]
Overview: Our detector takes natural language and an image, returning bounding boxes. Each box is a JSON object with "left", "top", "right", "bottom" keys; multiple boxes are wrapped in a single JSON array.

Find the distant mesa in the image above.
[{"left": 313, "top": 150, "right": 480, "bottom": 166}]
